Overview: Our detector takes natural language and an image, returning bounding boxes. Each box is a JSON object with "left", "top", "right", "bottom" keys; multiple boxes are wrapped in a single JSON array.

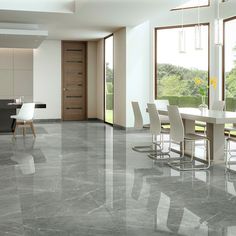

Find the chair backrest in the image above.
[
  {"left": 131, "top": 101, "right": 143, "bottom": 129},
  {"left": 18, "top": 103, "right": 35, "bottom": 121},
  {"left": 167, "top": 105, "right": 184, "bottom": 143},
  {"left": 211, "top": 100, "right": 225, "bottom": 111},
  {"left": 147, "top": 103, "right": 161, "bottom": 136},
  {"left": 155, "top": 100, "right": 169, "bottom": 110}
]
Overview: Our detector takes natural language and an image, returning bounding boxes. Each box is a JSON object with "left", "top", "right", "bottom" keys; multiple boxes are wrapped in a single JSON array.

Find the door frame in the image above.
[
  {"left": 61, "top": 40, "right": 88, "bottom": 121},
  {"left": 103, "top": 34, "right": 114, "bottom": 125}
]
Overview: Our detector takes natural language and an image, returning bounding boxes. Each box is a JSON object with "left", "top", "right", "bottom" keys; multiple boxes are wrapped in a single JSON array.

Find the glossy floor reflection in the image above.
[{"left": 0, "top": 122, "right": 236, "bottom": 235}]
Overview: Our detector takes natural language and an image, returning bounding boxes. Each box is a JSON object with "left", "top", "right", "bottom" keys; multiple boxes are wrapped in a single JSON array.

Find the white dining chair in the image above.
[
  {"left": 154, "top": 99, "right": 170, "bottom": 125},
  {"left": 147, "top": 103, "right": 170, "bottom": 159},
  {"left": 132, "top": 101, "right": 151, "bottom": 152},
  {"left": 132, "top": 101, "right": 149, "bottom": 129},
  {"left": 225, "top": 137, "right": 236, "bottom": 172},
  {"left": 11, "top": 103, "right": 36, "bottom": 138},
  {"left": 225, "top": 124, "right": 236, "bottom": 138},
  {"left": 168, "top": 105, "right": 210, "bottom": 171},
  {"left": 212, "top": 100, "right": 225, "bottom": 111}
]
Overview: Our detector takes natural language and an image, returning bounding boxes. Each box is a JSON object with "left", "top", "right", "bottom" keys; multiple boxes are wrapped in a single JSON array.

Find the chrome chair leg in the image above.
[
  {"left": 168, "top": 139, "right": 211, "bottom": 171},
  {"left": 133, "top": 135, "right": 162, "bottom": 153}
]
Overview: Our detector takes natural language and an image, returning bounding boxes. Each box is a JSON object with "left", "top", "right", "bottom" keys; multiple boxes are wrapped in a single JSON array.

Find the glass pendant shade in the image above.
[
  {"left": 215, "top": 18, "right": 223, "bottom": 46},
  {"left": 195, "top": 25, "right": 203, "bottom": 50},
  {"left": 179, "top": 28, "right": 186, "bottom": 53}
]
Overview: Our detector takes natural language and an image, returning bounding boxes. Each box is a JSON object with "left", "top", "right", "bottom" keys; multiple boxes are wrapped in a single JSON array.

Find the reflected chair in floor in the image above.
[
  {"left": 131, "top": 101, "right": 152, "bottom": 152},
  {"left": 147, "top": 103, "right": 170, "bottom": 160},
  {"left": 131, "top": 167, "right": 163, "bottom": 200},
  {"left": 11, "top": 103, "right": 36, "bottom": 138},
  {"left": 167, "top": 105, "right": 210, "bottom": 171}
]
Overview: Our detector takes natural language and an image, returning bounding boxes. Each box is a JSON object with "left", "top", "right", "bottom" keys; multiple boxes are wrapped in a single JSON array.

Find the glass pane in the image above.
[
  {"left": 225, "top": 19, "right": 236, "bottom": 112},
  {"left": 156, "top": 25, "right": 209, "bottom": 108},
  {"left": 105, "top": 36, "right": 114, "bottom": 124}
]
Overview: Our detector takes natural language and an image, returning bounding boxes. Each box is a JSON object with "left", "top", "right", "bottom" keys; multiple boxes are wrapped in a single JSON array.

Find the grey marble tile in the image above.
[{"left": 1, "top": 122, "right": 236, "bottom": 235}]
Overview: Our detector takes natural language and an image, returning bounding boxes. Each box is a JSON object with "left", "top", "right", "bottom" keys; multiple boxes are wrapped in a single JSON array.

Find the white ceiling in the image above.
[{"left": 0, "top": 0, "right": 183, "bottom": 41}]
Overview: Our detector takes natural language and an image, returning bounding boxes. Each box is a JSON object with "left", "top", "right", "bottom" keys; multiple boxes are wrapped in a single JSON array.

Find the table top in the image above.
[
  {"left": 8, "top": 102, "right": 46, "bottom": 109},
  {"left": 157, "top": 107, "right": 236, "bottom": 124},
  {"left": 0, "top": 100, "right": 46, "bottom": 109}
]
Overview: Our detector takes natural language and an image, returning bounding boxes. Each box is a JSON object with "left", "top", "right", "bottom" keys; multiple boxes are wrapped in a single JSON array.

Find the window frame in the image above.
[
  {"left": 222, "top": 16, "right": 236, "bottom": 102},
  {"left": 171, "top": 0, "right": 210, "bottom": 11},
  {"left": 104, "top": 33, "right": 114, "bottom": 125},
  {"left": 154, "top": 23, "right": 210, "bottom": 105}
]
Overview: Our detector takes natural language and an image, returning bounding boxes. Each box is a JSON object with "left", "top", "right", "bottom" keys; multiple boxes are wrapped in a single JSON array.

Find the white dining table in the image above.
[{"left": 157, "top": 107, "right": 236, "bottom": 163}]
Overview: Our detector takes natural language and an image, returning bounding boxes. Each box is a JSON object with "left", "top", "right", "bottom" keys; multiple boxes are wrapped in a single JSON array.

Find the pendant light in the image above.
[
  {"left": 195, "top": 1, "right": 203, "bottom": 50},
  {"left": 215, "top": 0, "right": 223, "bottom": 46},
  {"left": 178, "top": 2, "right": 186, "bottom": 53}
]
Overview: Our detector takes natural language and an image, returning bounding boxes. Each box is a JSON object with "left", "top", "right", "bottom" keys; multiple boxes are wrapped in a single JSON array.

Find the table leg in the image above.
[
  {"left": 206, "top": 123, "right": 225, "bottom": 163},
  {"left": 11, "top": 119, "right": 16, "bottom": 132},
  {"left": 183, "top": 119, "right": 195, "bottom": 155}
]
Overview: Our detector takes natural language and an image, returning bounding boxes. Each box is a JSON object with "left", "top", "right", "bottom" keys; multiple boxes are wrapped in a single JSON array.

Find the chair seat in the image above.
[
  {"left": 195, "top": 121, "right": 206, "bottom": 127},
  {"left": 185, "top": 133, "right": 208, "bottom": 141},
  {"left": 225, "top": 126, "right": 236, "bottom": 132},
  {"left": 159, "top": 115, "right": 170, "bottom": 124},
  {"left": 227, "top": 137, "right": 236, "bottom": 142},
  {"left": 143, "top": 124, "right": 150, "bottom": 129},
  {"left": 161, "top": 127, "right": 170, "bottom": 134},
  {"left": 10, "top": 115, "right": 17, "bottom": 119},
  {"left": 10, "top": 115, "right": 31, "bottom": 122}
]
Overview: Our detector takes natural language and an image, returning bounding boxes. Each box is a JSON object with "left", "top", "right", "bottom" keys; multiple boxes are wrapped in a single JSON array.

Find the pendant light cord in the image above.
[
  {"left": 217, "top": 0, "right": 220, "bottom": 20},
  {"left": 181, "top": 0, "right": 184, "bottom": 30},
  {"left": 197, "top": 0, "right": 200, "bottom": 26}
]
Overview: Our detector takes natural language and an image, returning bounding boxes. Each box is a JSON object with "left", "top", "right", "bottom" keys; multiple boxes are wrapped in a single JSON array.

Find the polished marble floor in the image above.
[{"left": 1, "top": 121, "right": 236, "bottom": 235}]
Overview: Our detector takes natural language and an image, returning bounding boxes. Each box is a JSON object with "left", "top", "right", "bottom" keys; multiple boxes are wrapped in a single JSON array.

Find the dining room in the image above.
[{"left": 0, "top": 0, "right": 236, "bottom": 235}]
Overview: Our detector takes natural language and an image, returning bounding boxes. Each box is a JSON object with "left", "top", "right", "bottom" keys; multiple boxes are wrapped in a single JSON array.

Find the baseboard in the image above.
[
  {"left": 33, "top": 119, "right": 139, "bottom": 133},
  {"left": 113, "top": 124, "right": 127, "bottom": 130},
  {"left": 87, "top": 118, "right": 103, "bottom": 122},
  {"left": 34, "top": 119, "right": 62, "bottom": 123},
  {"left": 34, "top": 118, "right": 104, "bottom": 123}
]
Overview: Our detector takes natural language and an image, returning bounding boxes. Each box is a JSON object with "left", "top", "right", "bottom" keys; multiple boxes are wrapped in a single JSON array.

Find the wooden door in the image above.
[{"left": 62, "top": 41, "right": 87, "bottom": 121}]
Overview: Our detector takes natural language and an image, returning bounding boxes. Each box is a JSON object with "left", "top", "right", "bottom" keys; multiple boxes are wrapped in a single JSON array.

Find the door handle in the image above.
[{"left": 63, "top": 88, "right": 68, "bottom": 91}]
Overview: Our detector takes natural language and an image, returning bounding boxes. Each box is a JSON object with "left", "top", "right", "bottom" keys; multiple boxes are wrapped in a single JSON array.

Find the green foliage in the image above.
[
  {"left": 157, "top": 44, "right": 236, "bottom": 108},
  {"left": 226, "top": 68, "right": 236, "bottom": 98},
  {"left": 158, "top": 96, "right": 203, "bottom": 108},
  {"left": 106, "top": 94, "right": 113, "bottom": 110},
  {"left": 157, "top": 63, "right": 208, "bottom": 97},
  {"left": 158, "top": 75, "right": 188, "bottom": 96},
  {"left": 157, "top": 96, "right": 236, "bottom": 111},
  {"left": 106, "top": 82, "right": 113, "bottom": 94},
  {"left": 106, "top": 63, "right": 113, "bottom": 82}
]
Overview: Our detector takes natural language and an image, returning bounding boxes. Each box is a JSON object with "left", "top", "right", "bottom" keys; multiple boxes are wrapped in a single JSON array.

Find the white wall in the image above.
[
  {"left": 33, "top": 40, "right": 98, "bottom": 120},
  {"left": 87, "top": 41, "right": 97, "bottom": 118},
  {"left": 96, "top": 39, "right": 104, "bottom": 120},
  {"left": 0, "top": 48, "right": 33, "bottom": 101},
  {"left": 33, "top": 40, "right": 61, "bottom": 119},
  {"left": 126, "top": 21, "right": 151, "bottom": 127},
  {"left": 114, "top": 28, "right": 127, "bottom": 127}
]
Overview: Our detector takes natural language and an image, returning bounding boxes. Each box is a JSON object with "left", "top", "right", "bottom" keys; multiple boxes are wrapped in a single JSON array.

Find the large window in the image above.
[
  {"left": 155, "top": 24, "right": 209, "bottom": 107},
  {"left": 223, "top": 17, "right": 236, "bottom": 111},
  {"left": 104, "top": 34, "right": 114, "bottom": 124}
]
